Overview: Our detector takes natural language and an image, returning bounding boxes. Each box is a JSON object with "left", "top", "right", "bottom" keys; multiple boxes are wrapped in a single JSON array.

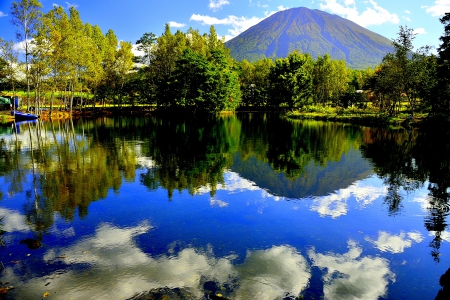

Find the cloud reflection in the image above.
[
  {"left": 2, "top": 222, "right": 313, "bottom": 300},
  {"left": 0, "top": 208, "right": 30, "bottom": 232},
  {"left": 308, "top": 241, "right": 395, "bottom": 300},
  {"left": 365, "top": 231, "right": 424, "bottom": 253},
  {"left": 234, "top": 246, "right": 310, "bottom": 299},
  {"left": 311, "top": 180, "right": 387, "bottom": 218}
]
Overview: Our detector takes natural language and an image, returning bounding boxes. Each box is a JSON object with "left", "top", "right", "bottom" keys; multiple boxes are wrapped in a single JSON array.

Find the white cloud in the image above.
[
  {"left": 405, "top": 10, "right": 411, "bottom": 14},
  {"left": 413, "top": 28, "right": 427, "bottom": 35},
  {"left": 190, "top": 14, "right": 262, "bottom": 41},
  {"left": 235, "top": 246, "right": 311, "bottom": 299},
  {"left": 277, "top": 5, "right": 289, "bottom": 11},
  {"left": 423, "top": 0, "right": 450, "bottom": 17},
  {"left": 0, "top": 10, "right": 8, "bottom": 17},
  {"left": 65, "top": 2, "right": 78, "bottom": 8},
  {"left": 0, "top": 208, "right": 30, "bottom": 232},
  {"left": 131, "top": 43, "right": 145, "bottom": 57},
  {"left": 429, "top": 230, "right": 450, "bottom": 242},
  {"left": 319, "top": 0, "right": 400, "bottom": 27},
  {"left": 12, "top": 39, "right": 34, "bottom": 54},
  {"left": 210, "top": 199, "right": 229, "bottom": 207},
  {"left": 308, "top": 240, "right": 395, "bottom": 300},
  {"left": 310, "top": 179, "right": 387, "bottom": 219},
  {"left": 209, "top": 0, "right": 230, "bottom": 12},
  {"left": 190, "top": 6, "right": 287, "bottom": 41},
  {"left": 2, "top": 222, "right": 311, "bottom": 299},
  {"left": 403, "top": 16, "right": 411, "bottom": 22},
  {"left": 365, "top": 231, "right": 424, "bottom": 253},
  {"left": 168, "top": 21, "right": 186, "bottom": 28}
]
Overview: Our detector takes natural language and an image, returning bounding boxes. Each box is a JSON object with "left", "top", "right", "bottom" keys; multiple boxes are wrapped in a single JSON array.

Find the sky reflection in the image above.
[
  {"left": 365, "top": 231, "right": 424, "bottom": 253},
  {"left": 309, "top": 241, "right": 395, "bottom": 300},
  {"left": 0, "top": 221, "right": 398, "bottom": 300}
]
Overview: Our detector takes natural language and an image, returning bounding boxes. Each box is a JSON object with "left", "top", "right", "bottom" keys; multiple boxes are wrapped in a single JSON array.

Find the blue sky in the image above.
[{"left": 0, "top": 0, "right": 449, "bottom": 55}]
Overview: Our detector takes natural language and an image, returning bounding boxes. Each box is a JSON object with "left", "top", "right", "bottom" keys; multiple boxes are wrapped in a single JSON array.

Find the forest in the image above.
[{"left": 0, "top": 0, "right": 450, "bottom": 119}]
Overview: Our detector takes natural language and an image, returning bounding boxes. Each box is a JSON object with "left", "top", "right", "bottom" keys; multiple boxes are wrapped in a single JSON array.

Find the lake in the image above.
[{"left": 0, "top": 113, "right": 449, "bottom": 299}]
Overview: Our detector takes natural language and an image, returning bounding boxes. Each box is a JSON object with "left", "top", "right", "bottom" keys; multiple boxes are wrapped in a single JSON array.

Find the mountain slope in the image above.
[{"left": 225, "top": 7, "right": 394, "bottom": 69}]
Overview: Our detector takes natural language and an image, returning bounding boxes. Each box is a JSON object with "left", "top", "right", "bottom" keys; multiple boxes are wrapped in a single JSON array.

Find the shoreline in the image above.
[{"left": 1, "top": 107, "right": 448, "bottom": 128}]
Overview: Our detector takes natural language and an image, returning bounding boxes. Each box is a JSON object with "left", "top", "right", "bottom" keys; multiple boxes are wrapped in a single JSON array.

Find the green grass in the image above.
[{"left": 286, "top": 105, "right": 424, "bottom": 126}]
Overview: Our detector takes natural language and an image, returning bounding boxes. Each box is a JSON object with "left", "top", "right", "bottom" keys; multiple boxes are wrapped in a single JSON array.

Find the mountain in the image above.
[{"left": 225, "top": 7, "right": 394, "bottom": 69}]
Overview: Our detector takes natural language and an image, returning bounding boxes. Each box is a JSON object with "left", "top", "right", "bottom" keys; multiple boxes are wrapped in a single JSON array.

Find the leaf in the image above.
[{"left": 43, "top": 291, "right": 50, "bottom": 297}]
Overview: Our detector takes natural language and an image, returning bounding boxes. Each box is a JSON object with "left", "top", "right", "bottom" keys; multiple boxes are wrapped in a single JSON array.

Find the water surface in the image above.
[{"left": 0, "top": 114, "right": 449, "bottom": 299}]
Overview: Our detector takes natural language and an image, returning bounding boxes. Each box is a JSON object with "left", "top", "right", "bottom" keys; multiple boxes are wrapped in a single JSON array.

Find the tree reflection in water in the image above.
[
  {"left": 361, "top": 123, "right": 450, "bottom": 261},
  {"left": 1, "top": 114, "right": 450, "bottom": 268}
]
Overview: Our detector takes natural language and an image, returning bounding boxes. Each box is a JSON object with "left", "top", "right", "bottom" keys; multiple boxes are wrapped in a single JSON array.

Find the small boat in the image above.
[{"left": 11, "top": 110, "right": 39, "bottom": 120}]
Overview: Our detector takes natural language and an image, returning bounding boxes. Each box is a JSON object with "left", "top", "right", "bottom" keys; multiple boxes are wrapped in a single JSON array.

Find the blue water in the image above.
[{"left": 0, "top": 114, "right": 449, "bottom": 299}]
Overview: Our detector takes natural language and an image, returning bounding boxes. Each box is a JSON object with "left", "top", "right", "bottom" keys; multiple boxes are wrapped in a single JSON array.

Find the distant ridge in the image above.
[{"left": 225, "top": 7, "right": 394, "bottom": 69}]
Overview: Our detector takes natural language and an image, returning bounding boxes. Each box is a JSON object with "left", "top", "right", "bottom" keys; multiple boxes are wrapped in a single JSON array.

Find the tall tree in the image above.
[
  {"left": 34, "top": 5, "right": 71, "bottom": 115},
  {"left": 10, "top": 0, "right": 42, "bottom": 107},
  {"left": 84, "top": 23, "right": 104, "bottom": 107},
  {"left": 269, "top": 51, "right": 313, "bottom": 109},
  {"left": 239, "top": 58, "right": 272, "bottom": 106},
  {"left": 135, "top": 32, "right": 157, "bottom": 66},
  {"left": 0, "top": 38, "right": 21, "bottom": 98},
  {"left": 167, "top": 48, "right": 241, "bottom": 112},
  {"left": 114, "top": 41, "right": 134, "bottom": 107},
  {"left": 313, "top": 55, "right": 349, "bottom": 105},
  {"left": 437, "top": 13, "right": 450, "bottom": 117}
]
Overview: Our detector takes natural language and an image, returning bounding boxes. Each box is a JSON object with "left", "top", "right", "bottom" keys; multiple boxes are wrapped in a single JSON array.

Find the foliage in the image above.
[
  {"left": 239, "top": 58, "right": 273, "bottom": 106},
  {"left": 163, "top": 48, "right": 241, "bottom": 112},
  {"left": 0, "top": 39, "right": 20, "bottom": 96},
  {"left": 313, "top": 54, "right": 349, "bottom": 105},
  {"left": 10, "top": 0, "right": 42, "bottom": 104},
  {"left": 435, "top": 12, "right": 450, "bottom": 118},
  {"left": 268, "top": 51, "right": 314, "bottom": 109}
]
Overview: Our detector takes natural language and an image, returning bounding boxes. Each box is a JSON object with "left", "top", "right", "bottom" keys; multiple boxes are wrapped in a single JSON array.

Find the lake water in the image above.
[{"left": 0, "top": 113, "right": 449, "bottom": 299}]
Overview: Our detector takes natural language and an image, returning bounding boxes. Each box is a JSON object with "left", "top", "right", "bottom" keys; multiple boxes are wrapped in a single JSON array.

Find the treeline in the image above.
[
  {"left": 1, "top": 0, "right": 450, "bottom": 118},
  {"left": 0, "top": 0, "right": 134, "bottom": 114}
]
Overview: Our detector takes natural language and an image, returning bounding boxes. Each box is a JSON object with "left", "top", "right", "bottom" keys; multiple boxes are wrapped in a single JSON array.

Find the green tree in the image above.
[
  {"left": 34, "top": 5, "right": 71, "bottom": 114},
  {"left": 239, "top": 58, "right": 272, "bottom": 106},
  {"left": 10, "top": 0, "right": 42, "bottom": 107},
  {"left": 83, "top": 23, "right": 105, "bottom": 107},
  {"left": 114, "top": 41, "right": 134, "bottom": 107},
  {"left": 436, "top": 13, "right": 450, "bottom": 117},
  {"left": 313, "top": 55, "right": 349, "bottom": 106},
  {"left": 136, "top": 32, "right": 157, "bottom": 66},
  {"left": 167, "top": 48, "right": 241, "bottom": 112},
  {"left": 268, "top": 51, "right": 313, "bottom": 109},
  {"left": 0, "top": 39, "right": 21, "bottom": 97},
  {"left": 98, "top": 29, "right": 118, "bottom": 106}
]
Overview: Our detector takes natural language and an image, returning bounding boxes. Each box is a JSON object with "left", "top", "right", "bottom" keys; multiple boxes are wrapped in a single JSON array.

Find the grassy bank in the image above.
[{"left": 285, "top": 106, "right": 427, "bottom": 127}]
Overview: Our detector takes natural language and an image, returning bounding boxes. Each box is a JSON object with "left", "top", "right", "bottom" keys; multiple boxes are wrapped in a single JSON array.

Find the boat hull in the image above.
[{"left": 11, "top": 111, "right": 38, "bottom": 120}]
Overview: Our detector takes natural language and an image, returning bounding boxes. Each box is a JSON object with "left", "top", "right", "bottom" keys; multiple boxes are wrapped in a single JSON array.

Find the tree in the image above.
[
  {"left": 114, "top": 41, "right": 134, "bottom": 107},
  {"left": 0, "top": 39, "right": 21, "bottom": 97},
  {"left": 392, "top": 25, "right": 420, "bottom": 115},
  {"left": 83, "top": 23, "right": 105, "bottom": 107},
  {"left": 239, "top": 58, "right": 272, "bottom": 106},
  {"left": 167, "top": 48, "right": 241, "bottom": 113},
  {"left": 0, "top": 57, "right": 7, "bottom": 89},
  {"left": 268, "top": 51, "right": 313, "bottom": 109},
  {"left": 10, "top": 0, "right": 42, "bottom": 106},
  {"left": 313, "top": 55, "right": 349, "bottom": 105},
  {"left": 367, "top": 26, "right": 425, "bottom": 116},
  {"left": 436, "top": 13, "right": 450, "bottom": 117},
  {"left": 98, "top": 29, "right": 118, "bottom": 106},
  {"left": 135, "top": 32, "right": 157, "bottom": 66},
  {"left": 34, "top": 5, "right": 71, "bottom": 114}
]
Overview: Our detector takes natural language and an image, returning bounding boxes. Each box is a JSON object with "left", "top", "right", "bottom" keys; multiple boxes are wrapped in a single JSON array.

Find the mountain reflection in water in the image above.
[{"left": 0, "top": 114, "right": 449, "bottom": 299}]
